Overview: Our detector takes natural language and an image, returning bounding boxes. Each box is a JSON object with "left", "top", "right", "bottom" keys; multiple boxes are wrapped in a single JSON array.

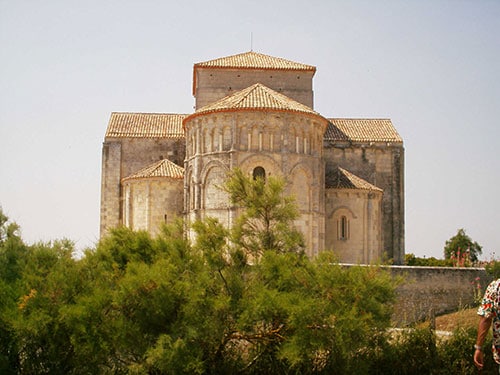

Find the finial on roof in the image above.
[{"left": 250, "top": 31, "right": 253, "bottom": 51}]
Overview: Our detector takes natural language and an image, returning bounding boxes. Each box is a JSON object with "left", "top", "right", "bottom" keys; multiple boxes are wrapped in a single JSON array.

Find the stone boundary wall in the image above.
[
  {"left": 387, "top": 265, "right": 492, "bottom": 326},
  {"left": 342, "top": 264, "right": 492, "bottom": 326}
]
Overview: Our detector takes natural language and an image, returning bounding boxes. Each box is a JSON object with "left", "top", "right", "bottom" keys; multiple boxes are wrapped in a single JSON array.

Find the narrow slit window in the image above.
[{"left": 339, "top": 216, "right": 349, "bottom": 240}]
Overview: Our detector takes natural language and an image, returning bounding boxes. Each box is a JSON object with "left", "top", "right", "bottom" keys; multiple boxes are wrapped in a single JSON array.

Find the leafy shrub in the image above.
[{"left": 485, "top": 260, "right": 500, "bottom": 279}]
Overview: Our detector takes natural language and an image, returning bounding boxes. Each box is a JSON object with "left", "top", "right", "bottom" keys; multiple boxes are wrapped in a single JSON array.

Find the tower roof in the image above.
[
  {"left": 122, "top": 159, "right": 184, "bottom": 182},
  {"left": 326, "top": 167, "right": 382, "bottom": 192},
  {"left": 184, "top": 83, "right": 324, "bottom": 124},
  {"left": 105, "top": 112, "right": 187, "bottom": 139},
  {"left": 193, "top": 51, "right": 316, "bottom": 96},
  {"left": 325, "top": 118, "right": 402, "bottom": 143},
  {"left": 194, "top": 51, "right": 316, "bottom": 72}
]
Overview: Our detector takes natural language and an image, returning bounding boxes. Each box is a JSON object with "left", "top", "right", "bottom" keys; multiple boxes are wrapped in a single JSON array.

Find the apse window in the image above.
[
  {"left": 338, "top": 215, "right": 349, "bottom": 240},
  {"left": 253, "top": 166, "right": 266, "bottom": 181}
]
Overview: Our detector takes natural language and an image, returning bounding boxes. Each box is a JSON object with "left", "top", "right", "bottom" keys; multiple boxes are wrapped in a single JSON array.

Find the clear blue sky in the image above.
[{"left": 1, "top": 0, "right": 499, "bottom": 259}]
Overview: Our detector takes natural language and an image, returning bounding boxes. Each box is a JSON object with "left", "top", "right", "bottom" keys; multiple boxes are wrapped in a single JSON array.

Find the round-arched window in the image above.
[{"left": 253, "top": 166, "right": 266, "bottom": 181}]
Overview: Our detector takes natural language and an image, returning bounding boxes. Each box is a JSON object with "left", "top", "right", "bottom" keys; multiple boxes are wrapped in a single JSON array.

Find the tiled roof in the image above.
[
  {"left": 184, "top": 83, "right": 324, "bottom": 123},
  {"left": 105, "top": 112, "right": 187, "bottom": 139},
  {"left": 122, "top": 159, "right": 184, "bottom": 182},
  {"left": 326, "top": 167, "right": 382, "bottom": 192},
  {"left": 324, "top": 118, "right": 403, "bottom": 143},
  {"left": 194, "top": 51, "right": 316, "bottom": 72}
]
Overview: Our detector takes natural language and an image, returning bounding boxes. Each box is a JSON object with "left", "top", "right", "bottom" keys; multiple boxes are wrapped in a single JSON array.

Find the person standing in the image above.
[{"left": 475, "top": 278, "right": 500, "bottom": 371}]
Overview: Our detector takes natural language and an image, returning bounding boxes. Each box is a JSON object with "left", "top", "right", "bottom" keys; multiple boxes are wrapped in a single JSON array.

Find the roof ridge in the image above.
[
  {"left": 123, "top": 159, "right": 184, "bottom": 181},
  {"left": 194, "top": 51, "right": 316, "bottom": 71},
  {"left": 326, "top": 167, "right": 382, "bottom": 192},
  {"left": 235, "top": 83, "right": 259, "bottom": 107},
  {"left": 184, "top": 83, "right": 323, "bottom": 123},
  {"left": 111, "top": 112, "right": 189, "bottom": 116},
  {"left": 149, "top": 159, "right": 167, "bottom": 175},
  {"left": 328, "top": 117, "right": 392, "bottom": 121}
]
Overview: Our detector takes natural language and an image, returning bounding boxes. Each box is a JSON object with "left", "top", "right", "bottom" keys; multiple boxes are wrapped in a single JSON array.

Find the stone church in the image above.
[{"left": 100, "top": 51, "right": 404, "bottom": 264}]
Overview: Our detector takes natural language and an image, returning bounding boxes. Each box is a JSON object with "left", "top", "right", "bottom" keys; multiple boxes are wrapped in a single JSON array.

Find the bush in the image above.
[
  {"left": 352, "top": 325, "right": 498, "bottom": 375},
  {"left": 485, "top": 260, "right": 500, "bottom": 279},
  {"left": 405, "top": 253, "right": 453, "bottom": 267}
]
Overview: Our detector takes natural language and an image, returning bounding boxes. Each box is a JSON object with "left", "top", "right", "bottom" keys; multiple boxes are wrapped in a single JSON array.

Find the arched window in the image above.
[{"left": 253, "top": 166, "right": 266, "bottom": 181}]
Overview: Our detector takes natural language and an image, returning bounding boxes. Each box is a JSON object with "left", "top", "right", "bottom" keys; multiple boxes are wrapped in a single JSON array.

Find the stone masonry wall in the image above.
[
  {"left": 388, "top": 266, "right": 491, "bottom": 326},
  {"left": 342, "top": 265, "right": 491, "bottom": 326},
  {"left": 184, "top": 110, "right": 327, "bottom": 256},
  {"left": 100, "top": 137, "right": 185, "bottom": 236},
  {"left": 195, "top": 69, "right": 315, "bottom": 109},
  {"left": 325, "top": 189, "right": 383, "bottom": 263},
  {"left": 100, "top": 141, "right": 122, "bottom": 236},
  {"left": 324, "top": 143, "right": 404, "bottom": 263},
  {"left": 123, "top": 178, "right": 184, "bottom": 236},
  {"left": 119, "top": 138, "right": 185, "bottom": 179}
]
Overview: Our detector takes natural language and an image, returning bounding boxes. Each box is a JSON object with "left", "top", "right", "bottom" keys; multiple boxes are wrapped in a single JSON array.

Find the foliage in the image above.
[
  {"left": 405, "top": 253, "right": 453, "bottom": 267},
  {"left": 362, "top": 327, "right": 439, "bottom": 374},
  {"left": 355, "top": 326, "right": 498, "bottom": 375},
  {"left": 0, "top": 209, "right": 26, "bottom": 374},
  {"left": 485, "top": 260, "right": 500, "bottom": 279},
  {"left": 444, "top": 228, "right": 482, "bottom": 264},
  {"left": 4, "top": 175, "right": 492, "bottom": 373},
  {"left": 0, "top": 177, "right": 398, "bottom": 374},
  {"left": 437, "top": 327, "right": 495, "bottom": 375},
  {"left": 223, "top": 168, "right": 305, "bottom": 257},
  {"left": 0, "top": 205, "right": 496, "bottom": 374}
]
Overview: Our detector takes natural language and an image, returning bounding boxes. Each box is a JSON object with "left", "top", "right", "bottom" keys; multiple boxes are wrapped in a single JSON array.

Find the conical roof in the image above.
[
  {"left": 184, "top": 83, "right": 323, "bottom": 124},
  {"left": 122, "top": 159, "right": 184, "bottom": 182},
  {"left": 326, "top": 167, "right": 382, "bottom": 192}
]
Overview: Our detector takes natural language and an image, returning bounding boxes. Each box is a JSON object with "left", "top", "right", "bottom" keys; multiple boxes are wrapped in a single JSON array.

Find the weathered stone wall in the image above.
[
  {"left": 195, "top": 69, "right": 315, "bottom": 109},
  {"left": 184, "top": 110, "right": 327, "bottom": 256},
  {"left": 324, "top": 143, "right": 404, "bottom": 263},
  {"left": 325, "top": 189, "right": 383, "bottom": 263},
  {"left": 118, "top": 138, "right": 185, "bottom": 178},
  {"left": 100, "top": 142, "right": 122, "bottom": 236},
  {"left": 100, "top": 137, "right": 185, "bottom": 236},
  {"left": 388, "top": 266, "right": 491, "bottom": 326},
  {"left": 122, "top": 177, "right": 184, "bottom": 236}
]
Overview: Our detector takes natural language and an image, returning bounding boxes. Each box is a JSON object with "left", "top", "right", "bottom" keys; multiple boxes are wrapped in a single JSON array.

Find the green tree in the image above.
[
  {"left": 13, "top": 239, "right": 83, "bottom": 374},
  {"left": 444, "top": 228, "right": 482, "bottom": 263},
  {"left": 136, "top": 171, "right": 397, "bottom": 373},
  {"left": 0, "top": 208, "right": 25, "bottom": 374},
  {"left": 0, "top": 172, "right": 399, "bottom": 373},
  {"left": 223, "top": 168, "right": 305, "bottom": 258}
]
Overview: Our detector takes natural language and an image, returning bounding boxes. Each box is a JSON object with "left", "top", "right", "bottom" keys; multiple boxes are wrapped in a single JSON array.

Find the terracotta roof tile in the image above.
[
  {"left": 324, "top": 118, "right": 402, "bottom": 143},
  {"left": 122, "top": 159, "right": 184, "bottom": 182},
  {"left": 105, "top": 112, "right": 187, "bottom": 139},
  {"left": 326, "top": 167, "right": 382, "bottom": 192},
  {"left": 194, "top": 51, "right": 316, "bottom": 72},
  {"left": 185, "top": 83, "right": 324, "bottom": 123}
]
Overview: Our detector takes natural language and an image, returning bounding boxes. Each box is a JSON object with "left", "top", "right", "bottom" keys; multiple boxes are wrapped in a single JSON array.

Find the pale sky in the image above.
[{"left": 1, "top": 0, "right": 499, "bottom": 260}]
